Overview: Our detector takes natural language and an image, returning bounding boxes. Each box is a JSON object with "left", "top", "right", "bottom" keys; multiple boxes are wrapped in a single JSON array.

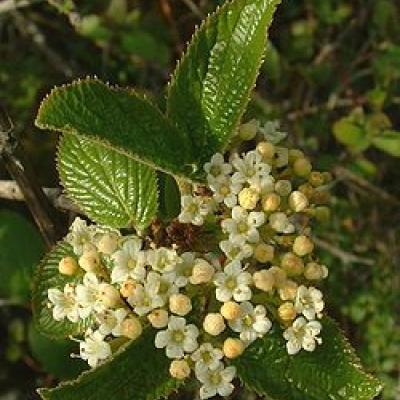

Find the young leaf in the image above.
[
  {"left": 167, "top": 0, "right": 281, "bottom": 163},
  {"left": 58, "top": 134, "right": 158, "bottom": 230},
  {"left": 234, "top": 318, "right": 382, "bottom": 400},
  {"left": 32, "top": 242, "right": 90, "bottom": 339},
  {"left": 38, "top": 330, "right": 182, "bottom": 400},
  {"left": 372, "top": 130, "right": 400, "bottom": 157},
  {"left": 36, "top": 78, "right": 199, "bottom": 179}
]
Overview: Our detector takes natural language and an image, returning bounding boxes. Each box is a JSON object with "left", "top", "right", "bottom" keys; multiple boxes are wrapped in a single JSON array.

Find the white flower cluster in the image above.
[{"left": 47, "top": 120, "right": 331, "bottom": 399}]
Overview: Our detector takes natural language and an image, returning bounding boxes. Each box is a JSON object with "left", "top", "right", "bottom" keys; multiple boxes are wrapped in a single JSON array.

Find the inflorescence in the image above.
[{"left": 47, "top": 120, "right": 332, "bottom": 399}]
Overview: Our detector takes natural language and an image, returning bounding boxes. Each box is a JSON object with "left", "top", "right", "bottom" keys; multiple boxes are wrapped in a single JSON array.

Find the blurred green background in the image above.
[{"left": 0, "top": 0, "right": 399, "bottom": 399}]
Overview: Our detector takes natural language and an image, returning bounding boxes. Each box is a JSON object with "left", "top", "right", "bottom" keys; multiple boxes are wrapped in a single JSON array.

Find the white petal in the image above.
[
  {"left": 155, "top": 331, "right": 169, "bottom": 348},
  {"left": 218, "top": 383, "right": 234, "bottom": 397}
]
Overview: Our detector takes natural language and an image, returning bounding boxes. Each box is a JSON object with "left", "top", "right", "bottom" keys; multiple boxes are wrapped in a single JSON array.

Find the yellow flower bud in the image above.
[
  {"left": 223, "top": 338, "right": 245, "bottom": 359},
  {"left": 97, "top": 233, "right": 119, "bottom": 255},
  {"left": 98, "top": 283, "right": 121, "bottom": 308},
  {"left": 253, "top": 269, "right": 274, "bottom": 292},
  {"left": 293, "top": 235, "right": 314, "bottom": 257},
  {"left": 262, "top": 193, "right": 281, "bottom": 212},
  {"left": 121, "top": 316, "right": 142, "bottom": 340},
  {"left": 278, "top": 302, "right": 297, "bottom": 322},
  {"left": 239, "top": 120, "right": 258, "bottom": 140},
  {"left": 275, "top": 180, "right": 292, "bottom": 197},
  {"left": 322, "top": 171, "right": 333, "bottom": 183},
  {"left": 298, "top": 183, "right": 314, "bottom": 199},
  {"left": 288, "top": 149, "right": 304, "bottom": 163},
  {"left": 280, "top": 252, "right": 304, "bottom": 276},
  {"left": 148, "top": 309, "right": 169, "bottom": 329},
  {"left": 268, "top": 266, "right": 287, "bottom": 288},
  {"left": 189, "top": 260, "right": 214, "bottom": 285},
  {"left": 203, "top": 313, "right": 225, "bottom": 336},
  {"left": 238, "top": 187, "right": 260, "bottom": 210},
  {"left": 309, "top": 171, "right": 325, "bottom": 187},
  {"left": 257, "top": 141, "right": 275, "bottom": 159},
  {"left": 119, "top": 279, "right": 137, "bottom": 298},
  {"left": 288, "top": 191, "right": 309, "bottom": 212},
  {"left": 79, "top": 250, "right": 101, "bottom": 272},
  {"left": 220, "top": 301, "right": 242, "bottom": 320},
  {"left": 254, "top": 243, "right": 274, "bottom": 263},
  {"left": 304, "top": 262, "right": 328, "bottom": 280},
  {"left": 169, "top": 294, "right": 192, "bottom": 316},
  {"left": 169, "top": 359, "right": 191, "bottom": 380},
  {"left": 278, "top": 280, "right": 298, "bottom": 301},
  {"left": 293, "top": 158, "right": 312, "bottom": 177},
  {"left": 58, "top": 256, "right": 78, "bottom": 276}
]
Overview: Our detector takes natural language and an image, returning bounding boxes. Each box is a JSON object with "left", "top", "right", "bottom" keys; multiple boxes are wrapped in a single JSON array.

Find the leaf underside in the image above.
[
  {"left": 58, "top": 134, "right": 158, "bottom": 230},
  {"left": 234, "top": 318, "right": 382, "bottom": 400},
  {"left": 32, "top": 242, "right": 90, "bottom": 339},
  {"left": 35, "top": 79, "right": 198, "bottom": 179},
  {"left": 167, "top": 0, "right": 281, "bottom": 165},
  {"left": 39, "top": 330, "right": 182, "bottom": 400}
]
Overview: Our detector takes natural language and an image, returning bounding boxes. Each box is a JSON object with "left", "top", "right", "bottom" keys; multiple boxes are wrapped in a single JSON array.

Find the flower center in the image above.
[
  {"left": 210, "top": 165, "right": 221, "bottom": 176},
  {"left": 226, "top": 277, "right": 237, "bottom": 290},
  {"left": 237, "top": 222, "right": 249, "bottom": 233},
  {"left": 210, "top": 372, "right": 222, "bottom": 385},
  {"left": 127, "top": 258, "right": 136, "bottom": 269},
  {"left": 202, "top": 351, "right": 212, "bottom": 363},
  {"left": 172, "top": 330, "right": 185, "bottom": 343},
  {"left": 220, "top": 185, "right": 230, "bottom": 196},
  {"left": 188, "top": 203, "right": 199, "bottom": 214},
  {"left": 243, "top": 314, "right": 254, "bottom": 327}
]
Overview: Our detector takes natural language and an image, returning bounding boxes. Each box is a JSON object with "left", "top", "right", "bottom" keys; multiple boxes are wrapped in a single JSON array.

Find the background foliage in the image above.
[{"left": 0, "top": 0, "right": 398, "bottom": 399}]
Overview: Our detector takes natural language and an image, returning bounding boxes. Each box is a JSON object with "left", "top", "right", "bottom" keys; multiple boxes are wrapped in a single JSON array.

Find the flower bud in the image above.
[
  {"left": 278, "top": 280, "right": 298, "bottom": 301},
  {"left": 269, "top": 212, "right": 290, "bottom": 233},
  {"left": 254, "top": 243, "right": 274, "bottom": 263},
  {"left": 120, "top": 279, "right": 137, "bottom": 298},
  {"left": 169, "top": 359, "right": 191, "bottom": 380},
  {"left": 289, "top": 191, "right": 309, "bottom": 212},
  {"left": 190, "top": 260, "right": 214, "bottom": 285},
  {"left": 257, "top": 141, "right": 275, "bottom": 159},
  {"left": 281, "top": 252, "right": 304, "bottom": 276},
  {"left": 97, "top": 233, "right": 119, "bottom": 255},
  {"left": 238, "top": 187, "right": 260, "bottom": 210},
  {"left": 322, "top": 171, "right": 333, "bottom": 183},
  {"left": 253, "top": 269, "right": 274, "bottom": 292},
  {"left": 203, "top": 313, "right": 225, "bottom": 336},
  {"left": 220, "top": 301, "right": 242, "bottom": 320},
  {"left": 262, "top": 193, "right": 281, "bottom": 212},
  {"left": 58, "top": 256, "right": 78, "bottom": 276},
  {"left": 223, "top": 338, "right": 245, "bottom": 359},
  {"left": 239, "top": 120, "right": 258, "bottom": 140},
  {"left": 121, "top": 316, "right": 142, "bottom": 340},
  {"left": 278, "top": 302, "right": 297, "bottom": 321},
  {"left": 275, "top": 180, "right": 292, "bottom": 197},
  {"left": 99, "top": 283, "right": 121, "bottom": 307},
  {"left": 148, "top": 309, "right": 169, "bottom": 329},
  {"left": 79, "top": 250, "right": 101, "bottom": 272},
  {"left": 274, "top": 147, "right": 289, "bottom": 168},
  {"left": 169, "top": 294, "right": 192, "bottom": 316},
  {"left": 293, "top": 235, "right": 314, "bottom": 257},
  {"left": 298, "top": 183, "right": 314, "bottom": 199},
  {"left": 293, "top": 158, "right": 312, "bottom": 177},
  {"left": 309, "top": 171, "right": 325, "bottom": 187},
  {"left": 268, "top": 266, "right": 287, "bottom": 288},
  {"left": 304, "top": 262, "right": 328, "bottom": 280},
  {"left": 288, "top": 149, "right": 304, "bottom": 163}
]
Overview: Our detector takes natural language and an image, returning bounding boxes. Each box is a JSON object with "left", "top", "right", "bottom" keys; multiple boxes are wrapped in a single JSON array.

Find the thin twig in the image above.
[
  {"left": 181, "top": 0, "right": 204, "bottom": 19},
  {"left": 313, "top": 237, "right": 375, "bottom": 266},
  {"left": 0, "top": 0, "right": 41, "bottom": 14}
]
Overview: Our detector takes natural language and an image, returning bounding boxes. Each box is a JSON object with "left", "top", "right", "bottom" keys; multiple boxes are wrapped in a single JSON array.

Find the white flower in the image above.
[
  {"left": 47, "top": 284, "right": 79, "bottom": 323},
  {"left": 208, "top": 176, "right": 241, "bottom": 208},
  {"left": 147, "top": 247, "right": 180, "bottom": 274},
  {"left": 213, "top": 260, "right": 252, "bottom": 302},
  {"left": 96, "top": 308, "right": 128, "bottom": 336},
  {"left": 269, "top": 212, "right": 295, "bottom": 234},
  {"left": 231, "top": 150, "right": 271, "bottom": 187},
  {"left": 79, "top": 330, "right": 112, "bottom": 368},
  {"left": 260, "top": 120, "right": 287, "bottom": 144},
  {"left": 127, "top": 283, "right": 163, "bottom": 316},
  {"left": 283, "top": 317, "right": 322, "bottom": 355},
  {"left": 294, "top": 285, "right": 324, "bottom": 320},
  {"left": 219, "top": 237, "right": 253, "bottom": 262},
  {"left": 221, "top": 206, "right": 265, "bottom": 244},
  {"left": 66, "top": 217, "right": 95, "bottom": 255},
  {"left": 155, "top": 316, "right": 199, "bottom": 359},
  {"left": 191, "top": 343, "right": 223, "bottom": 373},
  {"left": 174, "top": 252, "right": 196, "bottom": 287},
  {"left": 204, "top": 153, "right": 232, "bottom": 180},
  {"left": 178, "top": 195, "right": 210, "bottom": 226},
  {"left": 228, "top": 301, "right": 272, "bottom": 344},
  {"left": 196, "top": 363, "right": 236, "bottom": 400},
  {"left": 111, "top": 237, "right": 146, "bottom": 283},
  {"left": 146, "top": 271, "right": 180, "bottom": 304}
]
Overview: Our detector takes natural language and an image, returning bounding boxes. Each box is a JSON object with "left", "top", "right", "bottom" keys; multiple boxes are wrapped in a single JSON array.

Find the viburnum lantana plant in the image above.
[{"left": 32, "top": 0, "right": 382, "bottom": 399}]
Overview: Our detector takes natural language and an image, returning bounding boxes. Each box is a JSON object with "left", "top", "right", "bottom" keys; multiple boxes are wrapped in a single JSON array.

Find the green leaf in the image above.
[
  {"left": 0, "top": 210, "right": 44, "bottom": 303},
  {"left": 333, "top": 118, "right": 371, "bottom": 153},
  {"left": 372, "top": 130, "right": 400, "bottom": 157},
  {"left": 35, "top": 78, "right": 197, "bottom": 179},
  {"left": 29, "top": 323, "right": 88, "bottom": 380},
  {"left": 167, "top": 0, "right": 281, "bottom": 163},
  {"left": 32, "top": 242, "right": 90, "bottom": 339},
  {"left": 58, "top": 134, "right": 158, "bottom": 230},
  {"left": 38, "top": 330, "right": 182, "bottom": 400},
  {"left": 157, "top": 172, "right": 181, "bottom": 220},
  {"left": 234, "top": 318, "right": 382, "bottom": 400}
]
